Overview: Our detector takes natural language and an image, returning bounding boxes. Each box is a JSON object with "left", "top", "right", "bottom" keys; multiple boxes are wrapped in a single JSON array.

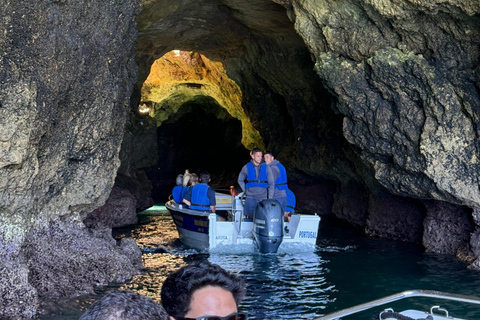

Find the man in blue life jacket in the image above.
[
  {"left": 183, "top": 171, "right": 225, "bottom": 220},
  {"left": 285, "top": 188, "right": 296, "bottom": 222},
  {"left": 237, "top": 148, "right": 275, "bottom": 219},
  {"left": 264, "top": 151, "right": 288, "bottom": 214}
]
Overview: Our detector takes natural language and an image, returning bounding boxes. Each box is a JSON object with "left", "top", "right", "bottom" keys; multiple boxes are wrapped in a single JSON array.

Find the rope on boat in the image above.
[{"left": 371, "top": 310, "right": 418, "bottom": 320}]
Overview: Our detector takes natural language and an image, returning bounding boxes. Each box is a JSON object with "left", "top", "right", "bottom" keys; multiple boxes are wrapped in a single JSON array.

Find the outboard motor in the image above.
[{"left": 252, "top": 199, "right": 283, "bottom": 253}]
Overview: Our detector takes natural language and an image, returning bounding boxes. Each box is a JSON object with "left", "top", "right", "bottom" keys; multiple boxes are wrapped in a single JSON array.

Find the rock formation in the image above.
[
  {"left": 1, "top": 0, "right": 142, "bottom": 317},
  {"left": 0, "top": 0, "right": 479, "bottom": 317}
]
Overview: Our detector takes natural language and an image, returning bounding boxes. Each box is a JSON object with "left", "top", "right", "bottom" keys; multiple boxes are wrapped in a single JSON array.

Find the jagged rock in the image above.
[
  {"left": 84, "top": 187, "right": 138, "bottom": 229},
  {"left": 118, "top": 237, "right": 144, "bottom": 269},
  {"left": 365, "top": 189, "right": 425, "bottom": 242},
  {"left": 332, "top": 180, "right": 369, "bottom": 228},
  {"left": 23, "top": 220, "right": 140, "bottom": 299},
  {"left": 291, "top": 0, "right": 480, "bottom": 208},
  {"left": 423, "top": 201, "right": 474, "bottom": 255},
  {"left": 1, "top": 0, "right": 141, "bottom": 317},
  {"left": 0, "top": 234, "right": 38, "bottom": 319}
]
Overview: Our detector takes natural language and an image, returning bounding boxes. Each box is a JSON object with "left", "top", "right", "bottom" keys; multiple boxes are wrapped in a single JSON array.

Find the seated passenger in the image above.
[
  {"left": 285, "top": 188, "right": 296, "bottom": 222},
  {"left": 181, "top": 172, "right": 198, "bottom": 201},
  {"left": 183, "top": 171, "right": 216, "bottom": 213},
  {"left": 171, "top": 174, "right": 184, "bottom": 203}
]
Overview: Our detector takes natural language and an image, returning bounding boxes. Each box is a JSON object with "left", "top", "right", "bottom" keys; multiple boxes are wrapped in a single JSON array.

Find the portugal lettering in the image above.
[{"left": 299, "top": 231, "right": 317, "bottom": 238}]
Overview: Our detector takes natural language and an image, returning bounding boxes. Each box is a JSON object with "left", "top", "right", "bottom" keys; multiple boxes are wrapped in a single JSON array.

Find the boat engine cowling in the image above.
[{"left": 252, "top": 199, "right": 283, "bottom": 253}]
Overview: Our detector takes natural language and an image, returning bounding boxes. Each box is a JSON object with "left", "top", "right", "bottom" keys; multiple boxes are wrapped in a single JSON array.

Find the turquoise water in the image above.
[
  {"left": 188, "top": 221, "right": 480, "bottom": 319},
  {"left": 40, "top": 208, "right": 480, "bottom": 319}
]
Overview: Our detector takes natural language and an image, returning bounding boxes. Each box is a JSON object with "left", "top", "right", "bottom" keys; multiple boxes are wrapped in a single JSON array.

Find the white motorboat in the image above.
[
  {"left": 315, "top": 289, "right": 480, "bottom": 320},
  {"left": 165, "top": 190, "right": 320, "bottom": 253}
]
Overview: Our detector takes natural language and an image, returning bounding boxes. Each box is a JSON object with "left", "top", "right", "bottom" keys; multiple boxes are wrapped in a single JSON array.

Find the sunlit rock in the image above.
[{"left": 141, "top": 50, "right": 264, "bottom": 149}]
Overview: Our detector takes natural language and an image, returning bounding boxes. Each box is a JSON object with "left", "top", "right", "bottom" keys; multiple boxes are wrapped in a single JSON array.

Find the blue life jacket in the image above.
[
  {"left": 181, "top": 186, "right": 189, "bottom": 202},
  {"left": 190, "top": 184, "right": 211, "bottom": 211},
  {"left": 245, "top": 162, "right": 268, "bottom": 188},
  {"left": 274, "top": 163, "right": 288, "bottom": 190},
  {"left": 172, "top": 186, "right": 183, "bottom": 203},
  {"left": 286, "top": 189, "right": 296, "bottom": 213}
]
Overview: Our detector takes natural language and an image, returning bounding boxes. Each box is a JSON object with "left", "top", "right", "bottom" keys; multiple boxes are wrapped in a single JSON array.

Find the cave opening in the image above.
[
  {"left": 137, "top": 50, "right": 265, "bottom": 202},
  {"left": 146, "top": 95, "right": 249, "bottom": 202}
]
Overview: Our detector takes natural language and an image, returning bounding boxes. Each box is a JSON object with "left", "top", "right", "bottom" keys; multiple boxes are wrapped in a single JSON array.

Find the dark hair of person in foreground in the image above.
[
  {"left": 161, "top": 261, "right": 246, "bottom": 319},
  {"left": 78, "top": 290, "right": 168, "bottom": 320}
]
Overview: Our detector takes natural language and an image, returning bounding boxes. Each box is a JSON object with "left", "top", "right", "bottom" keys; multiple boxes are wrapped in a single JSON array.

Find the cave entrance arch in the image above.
[{"left": 140, "top": 50, "right": 264, "bottom": 200}]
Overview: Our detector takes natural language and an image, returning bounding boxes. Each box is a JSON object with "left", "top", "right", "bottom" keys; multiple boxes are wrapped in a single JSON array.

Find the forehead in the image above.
[
  {"left": 188, "top": 286, "right": 237, "bottom": 318},
  {"left": 252, "top": 151, "right": 262, "bottom": 156}
]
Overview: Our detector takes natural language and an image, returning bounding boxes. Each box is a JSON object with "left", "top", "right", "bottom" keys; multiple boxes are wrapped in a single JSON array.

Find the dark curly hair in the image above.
[
  {"left": 161, "top": 261, "right": 246, "bottom": 318},
  {"left": 79, "top": 291, "right": 168, "bottom": 320}
]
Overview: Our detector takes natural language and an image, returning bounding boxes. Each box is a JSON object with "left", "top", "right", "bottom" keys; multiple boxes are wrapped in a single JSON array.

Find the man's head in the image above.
[
  {"left": 250, "top": 148, "right": 263, "bottom": 165},
  {"left": 199, "top": 171, "right": 211, "bottom": 184},
  {"left": 188, "top": 173, "right": 199, "bottom": 186},
  {"left": 263, "top": 151, "right": 274, "bottom": 165},
  {"left": 79, "top": 291, "right": 168, "bottom": 320},
  {"left": 161, "top": 261, "right": 246, "bottom": 320},
  {"left": 176, "top": 174, "right": 184, "bottom": 186}
]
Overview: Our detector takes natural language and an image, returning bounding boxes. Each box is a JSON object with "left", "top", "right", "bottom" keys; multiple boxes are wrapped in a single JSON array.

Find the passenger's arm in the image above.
[
  {"left": 207, "top": 187, "right": 216, "bottom": 213},
  {"left": 237, "top": 165, "right": 247, "bottom": 192},
  {"left": 266, "top": 165, "right": 275, "bottom": 199},
  {"left": 183, "top": 188, "right": 192, "bottom": 206}
]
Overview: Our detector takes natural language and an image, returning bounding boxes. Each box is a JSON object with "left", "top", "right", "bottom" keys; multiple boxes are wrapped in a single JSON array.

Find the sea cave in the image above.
[{"left": 0, "top": 0, "right": 479, "bottom": 318}]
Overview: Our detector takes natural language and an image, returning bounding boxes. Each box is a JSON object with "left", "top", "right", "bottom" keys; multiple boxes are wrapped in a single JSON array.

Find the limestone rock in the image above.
[
  {"left": 1, "top": 0, "right": 141, "bottom": 316},
  {"left": 23, "top": 220, "right": 140, "bottom": 299},
  {"left": 83, "top": 187, "right": 138, "bottom": 229},
  {"left": 423, "top": 200, "right": 474, "bottom": 255},
  {"left": 291, "top": 0, "right": 480, "bottom": 207}
]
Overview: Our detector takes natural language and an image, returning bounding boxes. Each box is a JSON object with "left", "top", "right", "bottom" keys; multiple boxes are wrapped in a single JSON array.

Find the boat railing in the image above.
[{"left": 315, "top": 289, "right": 480, "bottom": 320}]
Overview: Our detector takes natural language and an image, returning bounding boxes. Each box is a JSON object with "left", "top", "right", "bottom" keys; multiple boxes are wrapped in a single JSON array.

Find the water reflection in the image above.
[
  {"left": 38, "top": 208, "right": 480, "bottom": 320},
  {"left": 209, "top": 247, "right": 334, "bottom": 319}
]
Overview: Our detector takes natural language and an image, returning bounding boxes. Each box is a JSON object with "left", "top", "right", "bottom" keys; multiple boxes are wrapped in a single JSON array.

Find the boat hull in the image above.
[{"left": 165, "top": 193, "right": 320, "bottom": 251}]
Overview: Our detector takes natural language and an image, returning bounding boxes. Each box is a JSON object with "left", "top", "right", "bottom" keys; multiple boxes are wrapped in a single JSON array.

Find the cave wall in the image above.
[
  {"left": 284, "top": 0, "right": 480, "bottom": 206},
  {"left": 0, "top": 0, "right": 142, "bottom": 317},
  {"left": 280, "top": 0, "right": 480, "bottom": 261}
]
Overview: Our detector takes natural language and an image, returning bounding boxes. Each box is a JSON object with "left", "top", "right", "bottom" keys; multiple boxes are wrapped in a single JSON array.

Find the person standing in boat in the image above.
[
  {"left": 263, "top": 150, "right": 288, "bottom": 214},
  {"left": 182, "top": 171, "right": 219, "bottom": 216},
  {"left": 237, "top": 148, "right": 275, "bottom": 219}
]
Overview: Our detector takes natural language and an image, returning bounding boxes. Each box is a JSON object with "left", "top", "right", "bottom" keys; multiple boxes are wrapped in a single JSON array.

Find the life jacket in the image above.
[
  {"left": 274, "top": 162, "right": 288, "bottom": 190},
  {"left": 181, "top": 186, "right": 190, "bottom": 202},
  {"left": 189, "top": 184, "right": 211, "bottom": 211},
  {"left": 286, "top": 189, "right": 296, "bottom": 213},
  {"left": 172, "top": 185, "right": 183, "bottom": 203},
  {"left": 245, "top": 162, "right": 268, "bottom": 188}
]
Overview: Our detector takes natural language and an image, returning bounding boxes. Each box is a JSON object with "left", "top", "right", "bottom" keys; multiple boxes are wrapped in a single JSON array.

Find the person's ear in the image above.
[{"left": 169, "top": 316, "right": 175, "bottom": 320}]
